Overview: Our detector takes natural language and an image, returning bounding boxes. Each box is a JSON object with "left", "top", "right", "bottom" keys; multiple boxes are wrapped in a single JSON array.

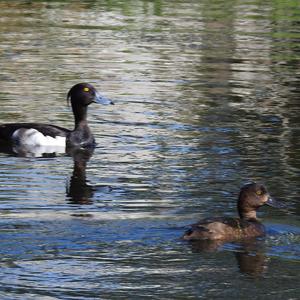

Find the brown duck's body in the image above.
[
  {"left": 183, "top": 183, "right": 283, "bottom": 241},
  {"left": 183, "top": 217, "right": 265, "bottom": 241}
]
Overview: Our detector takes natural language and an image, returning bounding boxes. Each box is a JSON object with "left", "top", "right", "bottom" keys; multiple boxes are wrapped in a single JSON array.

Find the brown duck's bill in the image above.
[{"left": 266, "top": 197, "right": 286, "bottom": 208}]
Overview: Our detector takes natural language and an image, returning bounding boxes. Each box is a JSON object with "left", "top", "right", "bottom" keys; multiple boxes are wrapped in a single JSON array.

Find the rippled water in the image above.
[{"left": 0, "top": 1, "right": 299, "bottom": 299}]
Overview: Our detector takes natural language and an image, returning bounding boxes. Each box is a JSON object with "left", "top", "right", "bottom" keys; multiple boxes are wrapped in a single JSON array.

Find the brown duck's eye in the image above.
[
  {"left": 256, "top": 190, "right": 262, "bottom": 196},
  {"left": 83, "top": 87, "right": 90, "bottom": 92}
]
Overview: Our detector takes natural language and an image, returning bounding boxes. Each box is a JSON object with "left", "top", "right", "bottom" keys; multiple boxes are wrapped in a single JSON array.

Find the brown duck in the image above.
[{"left": 183, "top": 183, "right": 283, "bottom": 241}]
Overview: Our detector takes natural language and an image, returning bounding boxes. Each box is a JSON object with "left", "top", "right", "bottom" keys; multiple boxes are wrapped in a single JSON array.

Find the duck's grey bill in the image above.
[
  {"left": 266, "top": 197, "right": 286, "bottom": 208},
  {"left": 94, "top": 91, "right": 114, "bottom": 105}
]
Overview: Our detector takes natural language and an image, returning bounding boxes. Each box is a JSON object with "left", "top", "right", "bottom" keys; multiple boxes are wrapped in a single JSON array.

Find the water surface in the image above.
[{"left": 0, "top": 1, "right": 299, "bottom": 299}]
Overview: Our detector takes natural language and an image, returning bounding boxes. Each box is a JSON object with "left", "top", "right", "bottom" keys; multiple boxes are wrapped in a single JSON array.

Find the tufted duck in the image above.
[
  {"left": 183, "top": 183, "right": 284, "bottom": 241},
  {"left": 0, "top": 83, "right": 113, "bottom": 149}
]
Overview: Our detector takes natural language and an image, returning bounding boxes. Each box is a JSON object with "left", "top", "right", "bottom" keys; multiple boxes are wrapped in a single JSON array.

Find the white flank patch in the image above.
[{"left": 12, "top": 128, "right": 66, "bottom": 147}]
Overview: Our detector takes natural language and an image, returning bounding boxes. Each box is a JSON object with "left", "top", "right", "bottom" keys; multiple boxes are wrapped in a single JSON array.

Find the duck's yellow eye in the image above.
[
  {"left": 256, "top": 190, "right": 262, "bottom": 195},
  {"left": 83, "top": 87, "right": 90, "bottom": 92}
]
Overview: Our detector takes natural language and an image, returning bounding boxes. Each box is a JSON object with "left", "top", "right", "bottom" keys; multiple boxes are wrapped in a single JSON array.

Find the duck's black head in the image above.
[
  {"left": 67, "top": 83, "right": 114, "bottom": 107},
  {"left": 67, "top": 83, "right": 114, "bottom": 127},
  {"left": 237, "top": 182, "right": 283, "bottom": 220}
]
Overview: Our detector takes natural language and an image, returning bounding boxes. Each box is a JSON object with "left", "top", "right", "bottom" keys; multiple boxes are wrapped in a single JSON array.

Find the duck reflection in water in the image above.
[
  {"left": 66, "top": 147, "right": 112, "bottom": 205},
  {"left": 235, "top": 240, "right": 268, "bottom": 277},
  {"left": 0, "top": 144, "right": 112, "bottom": 205},
  {"left": 188, "top": 238, "right": 268, "bottom": 277}
]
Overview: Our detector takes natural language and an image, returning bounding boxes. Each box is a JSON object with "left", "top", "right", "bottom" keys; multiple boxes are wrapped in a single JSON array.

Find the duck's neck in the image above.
[
  {"left": 238, "top": 197, "right": 258, "bottom": 220},
  {"left": 239, "top": 210, "right": 257, "bottom": 220},
  {"left": 67, "top": 103, "right": 94, "bottom": 147},
  {"left": 72, "top": 104, "right": 88, "bottom": 130}
]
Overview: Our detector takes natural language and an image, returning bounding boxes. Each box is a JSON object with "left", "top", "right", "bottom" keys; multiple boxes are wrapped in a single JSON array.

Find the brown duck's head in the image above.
[{"left": 237, "top": 183, "right": 283, "bottom": 220}]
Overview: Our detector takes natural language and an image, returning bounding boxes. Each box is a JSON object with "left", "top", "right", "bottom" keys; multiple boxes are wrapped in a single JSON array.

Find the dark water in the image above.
[{"left": 0, "top": 0, "right": 299, "bottom": 299}]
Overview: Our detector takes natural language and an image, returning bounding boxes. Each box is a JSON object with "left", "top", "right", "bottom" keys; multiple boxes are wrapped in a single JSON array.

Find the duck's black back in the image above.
[{"left": 0, "top": 123, "right": 70, "bottom": 142}]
